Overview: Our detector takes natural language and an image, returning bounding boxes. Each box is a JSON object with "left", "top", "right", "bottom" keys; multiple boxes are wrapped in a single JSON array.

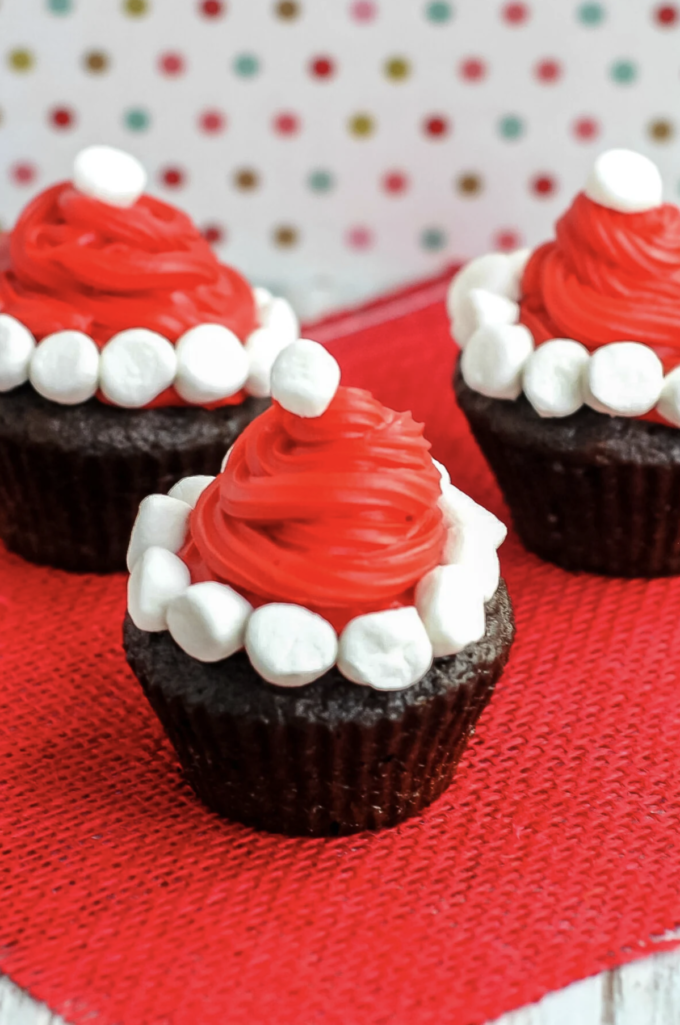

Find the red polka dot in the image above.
[
  {"left": 159, "top": 52, "right": 185, "bottom": 76},
  {"left": 160, "top": 166, "right": 185, "bottom": 188},
  {"left": 49, "top": 106, "right": 75, "bottom": 129},
  {"left": 423, "top": 115, "right": 450, "bottom": 137},
  {"left": 382, "top": 171, "right": 409, "bottom": 194},
  {"left": 502, "top": 2, "right": 530, "bottom": 24},
  {"left": 459, "top": 58, "right": 487, "bottom": 81},
  {"left": 535, "top": 59, "right": 561, "bottom": 82},
  {"left": 573, "top": 116, "right": 600, "bottom": 140},
  {"left": 273, "top": 112, "right": 300, "bottom": 135},
  {"left": 309, "top": 55, "right": 335, "bottom": 78},
  {"left": 531, "top": 174, "right": 556, "bottom": 197},
  {"left": 199, "top": 109, "right": 226, "bottom": 133},
  {"left": 200, "top": 0, "right": 225, "bottom": 15},
  {"left": 495, "top": 229, "right": 522, "bottom": 251},
  {"left": 202, "top": 223, "right": 225, "bottom": 244},
  {"left": 347, "top": 226, "right": 373, "bottom": 249},
  {"left": 655, "top": 4, "right": 678, "bottom": 24},
  {"left": 10, "top": 162, "right": 36, "bottom": 185}
]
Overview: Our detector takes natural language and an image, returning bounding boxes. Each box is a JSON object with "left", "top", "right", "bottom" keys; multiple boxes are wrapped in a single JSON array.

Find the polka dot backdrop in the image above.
[{"left": 1, "top": 0, "right": 680, "bottom": 317}]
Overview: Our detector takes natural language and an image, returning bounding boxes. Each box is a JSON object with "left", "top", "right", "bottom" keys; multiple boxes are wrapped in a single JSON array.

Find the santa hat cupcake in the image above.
[
  {"left": 123, "top": 340, "right": 514, "bottom": 836},
  {"left": 451, "top": 148, "right": 680, "bottom": 576},
  {"left": 0, "top": 145, "right": 299, "bottom": 572}
]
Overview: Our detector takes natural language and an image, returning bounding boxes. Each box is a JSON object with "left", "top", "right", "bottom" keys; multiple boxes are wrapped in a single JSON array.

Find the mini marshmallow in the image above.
[
  {"left": 253, "top": 286, "right": 274, "bottom": 322},
  {"left": 29, "top": 330, "right": 99, "bottom": 405},
  {"left": 337, "top": 607, "right": 433, "bottom": 691},
  {"left": 466, "top": 288, "right": 520, "bottom": 340},
  {"left": 438, "top": 484, "right": 507, "bottom": 550},
  {"left": 507, "top": 248, "right": 531, "bottom": 299},
  {"left": 260, "top": 296, "right": 299, "bottom": 343},
  {"left": 167, "top": 475, "right": 214, "bottom": 508},
  {"left": 174, "top": 324, "right": 249, "bottom": 403},
  {"left": 128, "top": 546, "right": 190, "bottom": 633},
  {"left": 126, "top": 493, "right": 191, "bottom": 571},
  {"left": 100, "top": 328, "right": 177, "bottom": 408},
  {"left": 441, "top": 524, "right": 500, "bottom": 602},
  {"left": 432, "top": 458, "right": 451, "bottom": 488},
  {"left": 415, "top": 564, "right": 486, "bottom": 657},
  {"left": 245, "top": 603, "right": 338, "bottom": 687},
  {"left": 0, "top": 315, "right": 35, "bottom": 392},
  {"left": 585, "top": 342, "right": 663, "bottom": 417},
  {"left": 585, "top": 149, "right": 663, "bottom": 214},
  {"left": 461, "top": 323, "right": 534, "bottom": 400},
  {"left": 523, "top": 338, "right": 590, "bottom": 418},
  {"left": 270, "top": 339, "right": 341, "bottom": 417},
  {"left": 657, "top": 367, "right": 680, "bottom": 427},
  {"left": 447, "top": 253, "right": 520, "bottom": 347},
  {"left": 244, "top": 326, "right": 294, "bottom": 398},
  {"left": 73, "top": 145, "right": 147, "bottom": 208},
  {"left": 167, "top": 581, "right": 252, "bottom": 662}
]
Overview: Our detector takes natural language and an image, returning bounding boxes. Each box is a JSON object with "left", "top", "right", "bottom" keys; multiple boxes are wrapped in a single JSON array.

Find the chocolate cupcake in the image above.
[
  {"left": 450, "top": 149, "right": 680, "bottom": 576},
  {"left": 0, "top": 146, "right": 301, "bottom": 572},
  {"left": 123, "top": 340, "right": 515, "bottom": 836}
]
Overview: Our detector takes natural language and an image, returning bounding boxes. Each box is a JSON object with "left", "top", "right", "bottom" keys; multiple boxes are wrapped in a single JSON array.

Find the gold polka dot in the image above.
[
  {"left": 123, "top": 0, "right": 149, "bottom": 15},
  {"left": 275, "top": 0, "right": 300, "bottom": 18},
  {"left": 233, "top": 168, "right": 260, "bottom": 191},
  {"left": 273, "top": 225, "right": 298, "bottom": 247},
  {"left": 8, "top": 49, "right": 34, "bottom": 72},
  {"left": 456, "top": 173, "right": 484, "bottom": 196},
  {"left": 384, "top": 56, "right": 411, "bottom": 81},
  {"left": 83, "top": 50, "right": 110, "bottom": 73},
  {"left": 649, "top": 118, "right": 674, "bottom": 141},
  {"left": 348, "top": 112, "right": 375, "bottom": 137}
]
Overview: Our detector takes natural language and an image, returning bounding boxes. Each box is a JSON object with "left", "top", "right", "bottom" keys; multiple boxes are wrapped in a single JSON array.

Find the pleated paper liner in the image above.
[
  {"left": 455, "top": 363, "right": 680, "bottom": 577},
  {"left": 0, "top": 385, "right": 267, "bottom": 573},
  {"left": 123, "top": 583, "right": 515, "bottom": 837}
]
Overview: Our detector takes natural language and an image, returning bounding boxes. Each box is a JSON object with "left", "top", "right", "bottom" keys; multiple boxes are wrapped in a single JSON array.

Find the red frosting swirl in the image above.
[
  {"left": 521, "top": 192, "right": 680, "bottom": 371},
  {"left": 0, "top": 182, "right": 257, "bottom": 406},
  {"left": 179, "top": 386, "right": 446, "bottom": 631}
]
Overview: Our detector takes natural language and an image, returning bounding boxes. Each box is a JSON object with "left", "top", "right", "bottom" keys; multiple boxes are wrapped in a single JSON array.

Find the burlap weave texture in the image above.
[{"left": 2, "top": 270, "right": 680, "bottom": 1025}]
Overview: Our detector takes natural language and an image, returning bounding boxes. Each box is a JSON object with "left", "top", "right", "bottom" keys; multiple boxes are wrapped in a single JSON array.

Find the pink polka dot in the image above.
[
  {"left": 531, "top": 174, "right": 556, "bottom": 197},
  {"left": 347, "top": 226, "right": 373, "bottom": 249},
  {"left": 573, "top": 116, "right": 600, "bottom": 141},
  {"left": 535, "top": 58, "right": 562, "bottom": 83},
  {"left": 160, "top": 166, "right": 185, "bottom": 188},
  {"left": 459, "top": 57, "right": 486, "bottom": 81},
  {"left": 502, "top": 2, "right": 530, "bottom": 24},
  {"left": 202, "top": 223, "right": 226, "bottom": 244},
  {"left": 495, "top": 229, "right": 522, "bottom": 251},
  {"left": 10, "top": 162, "right": 37, "bottom": 185},
  {"left": 350, "top": 0, "right": 377, "bottom": 20},
  {"left": 199, "top": 109, "right": 226, "bottom": 133},
  {"left": 273, "top": 112, "right": 300, "bottom": 135},
  {"left": 159, "top": 51, "right": 185, "bottom": 76},
  {"left": 382, "top": 170, "right": 409, "bottom": 194}
]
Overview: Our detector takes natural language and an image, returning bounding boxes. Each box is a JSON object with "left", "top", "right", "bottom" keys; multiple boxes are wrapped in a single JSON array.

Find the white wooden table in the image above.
[{"left": 3, "top": 950, "right": 680, "bottom": 1025}]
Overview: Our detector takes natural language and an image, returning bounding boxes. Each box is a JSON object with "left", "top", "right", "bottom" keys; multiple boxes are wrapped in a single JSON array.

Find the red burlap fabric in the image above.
[{"left": 3, "top": 270, "right": 680, "bottom": 1025}]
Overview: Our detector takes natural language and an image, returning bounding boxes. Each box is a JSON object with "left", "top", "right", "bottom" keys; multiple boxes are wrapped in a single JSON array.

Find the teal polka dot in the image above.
[
  {"left": 610, "top": 59, "right": 637, "bottom": 83},
  {"left": 425, "top": 1, "right": 453, "bottom": 22},
  {"left": 498, "top": 114, "right": 524, "bottom": 139},
  {"left": 124, "top": 107, "right": 150, "bottom": 131},
  {"left": 233, "top": 53, "right": 260, "bottom": 77},
  {"left": 47, "top": 0, "right": 73, "bottom": 11},
  {"left": 307, "top": 169, "right": 334, "bottom": 192},
  {"left": 421, "top": 227, "right": 446, "bottom": 251},
  {"left": 577, "top": 2, "right": 605, "bottom": 24}
]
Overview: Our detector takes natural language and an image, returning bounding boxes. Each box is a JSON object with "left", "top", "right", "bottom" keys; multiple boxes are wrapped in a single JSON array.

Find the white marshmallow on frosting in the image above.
[
  {"left": 441, "top": 524, "right": 500, "bottom": 602},
  {"left": 29, "top": 330, "right": 100, "bottom": 405},
  {"left": 270, "top": 339, "right": 341, "bottom": 418},
  {"left": 438, "top": 484, "right": 507, "bottom": 550},
  {"left": 253, "top": 286, "right": 274, "bottom": 322},
  {"left": 126, "top": 493, "right": 191, "bottom": 571},
  {"left": 167, "top": 475, "right": 214, "bottom": 508},
  {"left": 244, "top": 326, "right": 294, "bottom": 398},
  {"left": 657, "top": 367, "right": 680, "bottom": 427},
  {"left": 0, "top": 314, "right": 36, "bottom": 392},
  {"left": 245, "top": 603, "right": 338, "bottom": 687},
  {"left": 466, "top": 288, "right": 520, "bottom": 340},
  {"left": 128, "top": 546, "right": 190, "bottom": 633},
  {"left": 461, "top": 322, "right": 534, "bottom": 401},
  {"left": 260, "top": 296, "right": 299, "bottom": 343},
  {"left": 523, "top": 338, "right": 590, "bottom": 418},
  {"left": 167, "top": 581, "right": 252, "bottom": 662},
  {"left": 174, "top": 324, "right": 249, "bottom": 404},
  {"left": 585, "top": 342, "right": 663, "bottom": 417},
  {"left": 73, "top": 146, "right": 147, "bottom": 208},
  {"left": 337, "top": 607, "right": 433, "bottom": 691},
  {"left": 585, "top": 149, "right": 663, "bottom": 214},
  {"left": 447, "top": 251, "right": 526, "bottom": 347},
  {"left": 415, "top": 565, "right": 486, "bottom": 657},
  {"left": 432, "top": 458, "right": 451, "bottom": 488},
  {"left": 100, "top": 328, "right": 177, "bottom": 408}
]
